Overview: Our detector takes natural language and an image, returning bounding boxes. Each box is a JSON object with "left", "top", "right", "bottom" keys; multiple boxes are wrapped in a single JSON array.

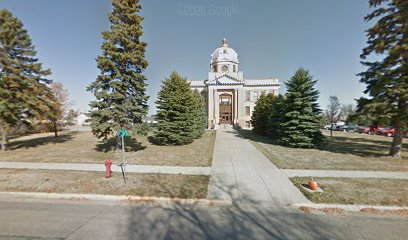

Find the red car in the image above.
[
  {"left": 358, "top": 125, "right": 383, "bottom": 135},
  {"left": 358, "top": 126, "right": 370, "bottom": 134},
  {"left": 378, "top": 128, "right": 394, "bottom": 137},
  {"left": 379, "top": 128, "right": 408, "bottom": 137}
]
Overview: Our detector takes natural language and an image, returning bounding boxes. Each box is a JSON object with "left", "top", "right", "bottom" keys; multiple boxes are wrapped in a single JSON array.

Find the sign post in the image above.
[{"left": 116, "top": 128, "right": 129, "bottom": 184}]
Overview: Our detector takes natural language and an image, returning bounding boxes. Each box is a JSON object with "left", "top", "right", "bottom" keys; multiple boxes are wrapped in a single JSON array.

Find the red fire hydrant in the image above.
[{"left": 105, "top": 159, "right": 112, "bottom": 178}]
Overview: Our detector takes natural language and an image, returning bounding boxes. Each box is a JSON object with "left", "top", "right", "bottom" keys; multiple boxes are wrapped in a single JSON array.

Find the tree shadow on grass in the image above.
[
  {"left": 95, "top": 136, "right": 146, "bottom": 153},
  {"left": 322, "top": 136, "right": 398, "bottom": 158},
  {"left": 7, "top": 132, "right": 76, "bottom": 150},
  {"left": 238, "top": 129, "right": 407, "bottom": 159}
]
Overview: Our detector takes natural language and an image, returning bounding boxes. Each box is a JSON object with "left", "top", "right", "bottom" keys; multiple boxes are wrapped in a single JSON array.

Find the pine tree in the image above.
[
  {"left": 251, "top": 93, "right": 276, "bottom": 136},
  {"left": 267, "top": 94, "right": 286, "bottom": 140},
  {"left": 87, "top": 0, "right": 149, "bottom": 139},
  {"left": 0, "top": 9, "right": 55, "bottom": 150},
  {"left": 357, "top": 0, "right": 408, "bottom": 158},
  {"left": 154, "top": 72, "right": 203, "bottom": 145},
  {"left": 281, "top": 68, "right": 324, "bottom": 148},
  {"left": 192, "top": 89, "right": 207, "bottom": 138}
]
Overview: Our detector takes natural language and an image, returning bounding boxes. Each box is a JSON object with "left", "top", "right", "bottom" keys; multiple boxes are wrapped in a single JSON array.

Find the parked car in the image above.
[
  {"left": 377, "top": 128, "right": 408, "bottom": 137},
  {"left": 378, "top": 128, "right": 394, "bottom": 137},
  {"left": 339, "top": 124, "right": 359, "bottom": 132},
  {"left": 358, "top": 125, "right": 383, "bottom": 134},
  {"left": 358, "top": 126, "right": 370, "bottom": 134},
  {"left": 372, "top": 126, "right": 384, "bottom": 135},
  {"left": 323, "top": 124, "right": 331, "bottom": 130}
]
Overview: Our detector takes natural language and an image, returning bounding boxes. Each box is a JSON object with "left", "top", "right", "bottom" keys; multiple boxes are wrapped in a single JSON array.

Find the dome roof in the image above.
[{"left": 211, "top": 39, "right": 239, "bottom": 64}]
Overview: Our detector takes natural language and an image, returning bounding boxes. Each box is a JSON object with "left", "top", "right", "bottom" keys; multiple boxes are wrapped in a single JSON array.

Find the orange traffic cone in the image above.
[{"left": 309, "top": 177, "right": 318, "bottom": 190}]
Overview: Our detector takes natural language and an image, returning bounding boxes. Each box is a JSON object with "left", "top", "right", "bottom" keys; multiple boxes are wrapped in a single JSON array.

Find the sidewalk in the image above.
[
  {"left": 0, "top": 162, "right": 210, "bottom": 176},
  {"left": 283, "top": 169, "right": 408, "bottom": 179},
  {"left": 207, "top": 126, "right": 309, "bottom": 206}
]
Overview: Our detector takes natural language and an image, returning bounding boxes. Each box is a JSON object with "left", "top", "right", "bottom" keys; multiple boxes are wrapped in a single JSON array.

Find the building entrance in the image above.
[{"left": 219, "top": 94, "right": 232, "bottom": 124}]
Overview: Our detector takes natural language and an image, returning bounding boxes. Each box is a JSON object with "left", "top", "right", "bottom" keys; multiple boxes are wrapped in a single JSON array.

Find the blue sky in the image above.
[{"left": 1, "top": 0, "right": 371, "bottom": 115}]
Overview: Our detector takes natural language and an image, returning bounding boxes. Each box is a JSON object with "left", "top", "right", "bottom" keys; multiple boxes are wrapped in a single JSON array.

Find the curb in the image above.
[
  {"left": 293, "top": 203, "right": 408, "bottom": 212},
  {"left": 0, "top": 191, "right": 231, "bottom": 205},
  {"left": 0, "top": 162, "right": 211, "bottom": 176}
]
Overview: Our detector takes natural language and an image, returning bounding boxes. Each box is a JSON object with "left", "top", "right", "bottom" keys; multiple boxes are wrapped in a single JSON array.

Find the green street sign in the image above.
[{"left": 116, "top": 128, "right": 129, "bottom": 137}]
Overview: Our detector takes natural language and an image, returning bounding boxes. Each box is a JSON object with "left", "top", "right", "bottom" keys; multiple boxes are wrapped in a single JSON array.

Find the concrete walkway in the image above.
[
  {"left": 283, "top": 169, "right": 408, "bottom": 179},
  {"left": 0, "top": 162, "right": 210, "bottom": 176},
  {"left": 207, "top": 126, "right": 309, "bottom": 206}
]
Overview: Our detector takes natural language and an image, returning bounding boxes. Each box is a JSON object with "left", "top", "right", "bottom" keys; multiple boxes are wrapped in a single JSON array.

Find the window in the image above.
[
  {"left": 246, "top": 106, "right": 250, "bottom": 116},
  {"left": 220, "top": 95, "right": 231, "bottom": 106},
  {"left": 253, "top": 91, "right": 259, "bottom": 100},
  {"left": 261, "top": 91, "right": 266, "bottom": 96},
  {"left": 246, "top": 121, "right": 251, "bottom": 128},
  {"left": 245, "top": 90, "right": 250, "bottom": 101},
  {"left": 233, "top": 65, "right": 236, "bottom": 72},
  {"left": 213, "top": 65, "right": 217, "bottom": 72}
]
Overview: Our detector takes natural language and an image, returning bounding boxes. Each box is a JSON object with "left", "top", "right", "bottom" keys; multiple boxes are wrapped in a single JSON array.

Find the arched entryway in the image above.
[{"left": 219, "top": 93, "right": 232, "bottom": 124}]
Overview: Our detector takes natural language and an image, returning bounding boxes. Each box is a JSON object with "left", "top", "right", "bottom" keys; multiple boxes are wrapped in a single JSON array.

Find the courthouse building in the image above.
[{"left": 190, "top": 39, "right": 281, "bottom": 128}]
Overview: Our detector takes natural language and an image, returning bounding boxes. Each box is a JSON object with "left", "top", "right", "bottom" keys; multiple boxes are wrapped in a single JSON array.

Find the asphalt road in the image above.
[{"left": 0, "top": 195, "right": 407, "bottom": 240}]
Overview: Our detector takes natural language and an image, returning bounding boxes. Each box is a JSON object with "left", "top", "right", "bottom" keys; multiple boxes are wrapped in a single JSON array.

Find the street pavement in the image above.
[
  {"left": 207, "top": 126, "right": 308, "bottom": 206},
  {"left": 0, "top": 195, "right": 407, "bottom": 240}
]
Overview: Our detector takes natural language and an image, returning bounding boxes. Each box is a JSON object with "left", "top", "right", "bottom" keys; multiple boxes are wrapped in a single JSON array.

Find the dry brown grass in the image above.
[
  {"left": 299, "top": 207, "right": 348, "bottom": 216},
  {"left": 0, "top": 169, "right": 209, "bottom": 199},
  {"left": 291, "top": 177, "right": 408, "bottom": 206},
  {"left": 359, "top": 208, "right": 408, "bottom": 217},
  {"left": 122, "top": 131, "right": 216, "bottom": 167},
  {"left": 0, "top": 129, "right": 216, "bottom": 167},
  {"left": 0, "top": 131, "right": 113, "bottom": 163},
  {"left": 240, "top": 129, "right": 408, "bottom": 171}
]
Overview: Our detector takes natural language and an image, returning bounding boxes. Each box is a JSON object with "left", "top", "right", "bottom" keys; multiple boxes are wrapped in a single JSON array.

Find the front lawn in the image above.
[
  {"left": 239, "top": 130, "right": 408, "bottom": 171},
  {"left": 0, "top": 128, "right": 216, "bottom": 167},
  {"left": 0, "top": 130, "right": 114, "bottom": 163},
  {"left": 121, "top": 130, "right": 216, "bottom": 167},
  {"left": 291, "top": 177, "right": 408, "bottom": 206},
  {"left": 0, "top": 169, "right": 209, "bottom": 199}
]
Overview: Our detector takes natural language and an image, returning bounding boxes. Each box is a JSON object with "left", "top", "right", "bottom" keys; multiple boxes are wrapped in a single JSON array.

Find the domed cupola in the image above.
[{"left": 210, "top": 39, "right": 239, "bottom": 73}]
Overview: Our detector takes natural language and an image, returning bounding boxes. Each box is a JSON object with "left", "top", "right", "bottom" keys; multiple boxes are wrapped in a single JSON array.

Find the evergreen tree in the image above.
[
  {"left": 87, "top": 0, "right": 149, "bottom": 139},
  {"left": 251, "top": 93, "right": 275, "bottom": 136},
  {"left": 154, "top": 72, "right": 204, "bottom": 145},
  {"left": 267, "top": 95, "right": 286, "bottom": 140},
  {"left": 192, "top": 89, "right": 207, "bottom": 138},
  {"left": 281, "top": 68, "right": 324, "bottom": 148},
  {"left": 0, "top": 9, "right": 55, "bottom": 150},
  {"left": 357, "top": 0, "right": 408, "bottom": 158}
]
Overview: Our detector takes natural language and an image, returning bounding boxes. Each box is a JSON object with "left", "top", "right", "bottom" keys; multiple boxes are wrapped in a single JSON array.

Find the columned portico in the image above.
[{"left": 190, "top": 39, "right": 281, "bottom": 129}]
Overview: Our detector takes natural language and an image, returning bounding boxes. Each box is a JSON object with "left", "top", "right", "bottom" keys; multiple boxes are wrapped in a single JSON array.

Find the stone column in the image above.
[
  {"left": 208, "top": 88, "right": 214, "bottom": 128},
  {"left": 234, "top": 89, "right": 238, "bottom": 124},
  {"left": 215, "top": 90, "right": 219, "bottom": 124},
  {"left": 238, "top": 87, "right": 245, "bottom": 126}
]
